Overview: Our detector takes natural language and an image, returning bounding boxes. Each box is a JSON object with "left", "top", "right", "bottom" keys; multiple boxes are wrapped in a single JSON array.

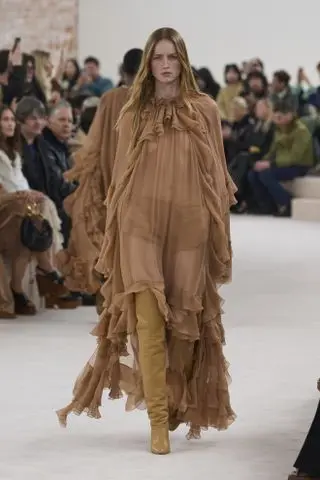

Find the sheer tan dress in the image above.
[
  {"left": 58, "top": 93, "right": 237, "bottom": 431},
  {"left": 56, "top": 87, "right": 129, "bottom": 293}
]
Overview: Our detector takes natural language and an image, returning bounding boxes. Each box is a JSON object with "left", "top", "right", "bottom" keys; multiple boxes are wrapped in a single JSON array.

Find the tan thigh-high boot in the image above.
[{"left": 135, "top": 289, "right": 170, "bottom": 455}]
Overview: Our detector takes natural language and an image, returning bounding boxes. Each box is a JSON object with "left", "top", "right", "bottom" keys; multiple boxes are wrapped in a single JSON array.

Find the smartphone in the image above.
[{"left": 12, "top": 37, "right": 21, "bottom": 53}]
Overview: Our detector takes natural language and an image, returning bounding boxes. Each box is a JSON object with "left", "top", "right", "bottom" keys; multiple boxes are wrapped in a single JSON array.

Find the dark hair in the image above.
[
  {"left": 79, "top": 106, "right": 97, "bottom": 134},
  {"left": 273, "top": 70, "right": 291, "bottom": 86},
  {"left": 51, "top": 79, "right": 64, "bottom": 96},
  {"left": 191, "top": 66, "right": 200, "bottom": 81},
  {"left": 15, "top": 96, "right": 46, "bottom": 124},
  {"left": 84, "top": 56, "right": 100, "bottom": 67},
  {"left": 246, "top": 70, "right": 269, "bottom": 97},
  {"left": 273, "top": 98, "right": 296, "bottom": 114},
  {"left": 62, "top": 58, "right": 81, "bottom": 86},
  {"left": 0, "top": 105, "right": 20, "bottom": 161},
  {"left": 122, "top": 48, "right": 143, "bottom": 76},
  {"left": 224, "top": 64, "right": 241, "bottom": 84},
  {"left": 198, "top": 67, "right": 220, "bottom": 99},
  {"left": 0, "top": 49, "right": 9, "bottom": 75}
]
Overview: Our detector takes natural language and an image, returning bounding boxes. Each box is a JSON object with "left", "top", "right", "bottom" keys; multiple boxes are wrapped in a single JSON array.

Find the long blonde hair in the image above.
[
  {"left": 117, "top": 27, "right": 199, "bottom": 149},
  {"left": 31, "top": 50, "right": 52, "bottom": 101}
]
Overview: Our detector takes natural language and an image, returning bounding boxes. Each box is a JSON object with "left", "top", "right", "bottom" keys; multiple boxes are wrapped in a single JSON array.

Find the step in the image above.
[
  {"left": 291, "top": 176, "right": 320, "bottom": 199},
  {"left": 292, "top": 198, "right": 320, "bottom": 222}
]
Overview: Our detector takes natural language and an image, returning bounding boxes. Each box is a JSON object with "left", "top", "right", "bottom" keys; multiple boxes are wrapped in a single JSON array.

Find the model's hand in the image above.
[{"left": 9, "top": 42, "right": 22, "bottom": 66}]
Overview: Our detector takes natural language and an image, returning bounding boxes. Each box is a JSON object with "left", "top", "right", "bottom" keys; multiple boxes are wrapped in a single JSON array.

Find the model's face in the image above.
[
  {"left": 0, "top": 109, "right": 16, "bottom": 138},
  {"left": 151, "top": 39, "right": 181, "bottom": 85}
]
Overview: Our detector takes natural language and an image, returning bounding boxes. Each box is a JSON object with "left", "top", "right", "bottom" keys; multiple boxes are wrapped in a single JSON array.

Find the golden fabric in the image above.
[
  {"left": 58, "top": 93, "right": 237, "bottom": 431},
  {"left": 216, "top": 83, "right": 243, "bottom": 122},
  {"left": 56, "top": 87, "right": 130, "bottom": 293}
]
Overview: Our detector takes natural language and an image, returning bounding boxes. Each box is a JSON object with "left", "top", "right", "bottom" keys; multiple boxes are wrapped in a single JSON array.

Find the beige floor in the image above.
[{"left": 0, "top": 215, "right": 320, "bottom": 480}]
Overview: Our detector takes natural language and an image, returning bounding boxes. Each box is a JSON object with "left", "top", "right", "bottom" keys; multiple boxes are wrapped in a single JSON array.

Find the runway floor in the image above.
[{"left": 1, "top": 215, "right": 320, "bottom": 480}]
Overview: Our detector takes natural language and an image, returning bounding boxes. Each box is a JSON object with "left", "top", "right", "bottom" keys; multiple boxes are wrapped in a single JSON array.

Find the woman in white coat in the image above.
[{"left": 0, "top": 105, "right": 72, "bottom": 317}]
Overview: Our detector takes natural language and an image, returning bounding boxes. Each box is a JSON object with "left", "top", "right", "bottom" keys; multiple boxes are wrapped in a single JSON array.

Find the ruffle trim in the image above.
[
  {"left": 57, "top": 279, "right": 236, "bottom": 431},
  {"left": 58, "top": 156, "right": 106, "bottom": 293}
]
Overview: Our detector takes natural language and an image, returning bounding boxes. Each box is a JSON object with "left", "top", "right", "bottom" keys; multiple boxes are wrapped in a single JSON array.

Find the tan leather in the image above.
[{"left": 136, "top": 289, "right": 170, "bottom": 454}]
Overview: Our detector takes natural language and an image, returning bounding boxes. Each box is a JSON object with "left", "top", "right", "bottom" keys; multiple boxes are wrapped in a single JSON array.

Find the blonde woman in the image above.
[
  {"left": 31, "top": 50, "right": 53, "bottom": 102},
  {"left": 57, "top": 27, "right": 236, "bottom": 454},
  {"left": 31, "top": 49, "right": 65, "bottom": 103}
]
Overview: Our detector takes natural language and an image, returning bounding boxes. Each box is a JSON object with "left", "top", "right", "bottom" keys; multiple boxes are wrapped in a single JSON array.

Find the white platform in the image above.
[
  {"left": 292, "top": 197, "right": 320, "bottom": 222},
  {"left": 291, "top": 176, "right": 320, "bottom": 222},
  {"left": 0, "top": 215, "right": 320, "bottom": 480}
]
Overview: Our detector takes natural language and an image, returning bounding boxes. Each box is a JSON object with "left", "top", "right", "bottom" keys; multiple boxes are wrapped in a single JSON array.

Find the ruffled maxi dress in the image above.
[{"left": 58, "top": 93, "right": 237, "bottom": 432}]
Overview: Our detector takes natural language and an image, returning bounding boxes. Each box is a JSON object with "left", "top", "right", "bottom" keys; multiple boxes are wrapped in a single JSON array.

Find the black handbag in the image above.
[{"left": 20, "top": 203, "right": 53, "bottom": 252}]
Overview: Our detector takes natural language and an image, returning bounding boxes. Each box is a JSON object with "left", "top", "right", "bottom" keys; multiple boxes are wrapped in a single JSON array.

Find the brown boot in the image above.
[
  {"left": 0, "top": 310, "right": 16, "bottom": 319},
  {"left": 36, "top": 268, "right": 68, "bottom": 297},
  {"left": 11, "top": 289, "right": 36, "bottom": 315},
  {"left": 136, "top": 290, "right": 170, "bottom": 455},
  {"left": 45, "top": 293, "right": 81, "bottom": 309}
]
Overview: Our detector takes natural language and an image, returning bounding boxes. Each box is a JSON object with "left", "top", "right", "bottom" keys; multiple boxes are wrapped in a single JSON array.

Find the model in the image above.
[
  {"left": 57, "top": 27, "right": 237, "bottom": 455},
  {"left": 56, "top": 49, "right": 143, "bottom": 296},
  {"left": 288, "top": 378, "right": 320, "bottom": 479}
]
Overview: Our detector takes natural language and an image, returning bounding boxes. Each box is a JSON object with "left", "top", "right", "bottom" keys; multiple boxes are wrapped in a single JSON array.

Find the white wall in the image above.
[{"left": 79, "top": 0, "right": 320, "bottom": 85}]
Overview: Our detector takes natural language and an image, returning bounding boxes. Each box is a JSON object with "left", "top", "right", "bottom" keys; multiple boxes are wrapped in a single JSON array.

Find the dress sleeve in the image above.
[{"left": 202, "top": 96, "right": 237, "bottom": 283}]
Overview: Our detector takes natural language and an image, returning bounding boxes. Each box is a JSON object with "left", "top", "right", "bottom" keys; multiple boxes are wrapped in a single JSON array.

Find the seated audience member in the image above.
[
  {"left": 48, "top": 81, "right": 64, "bottom": 108},
  {"left": 246, "top": 58, "right": 265, "bottom": 75},
  {"left": 56, "top": 48, "right": 143, "bottom": 298},
  {"left": 242, "top": 70, "right": 269, "bottom": 103},
  {"left": 288, "top": 379, "right": 320, "bottom": 479},
  {"left": 42, "top": 101, "right": 74, "bottom": 172},
  {"left": 69, "top": 97, "right": 99, "bottom": 154},
  {"left": 0, "top": 46, "right": 25, "bottom": 107},
  {"left": 217, "top": 64, "right": 243, "bottom": 122},
  {"left": 223, "top": 96, "right": 255, "bottom": 164},
  {"left": 23, "top": 54, "right": 47, "bottom": 105},
  {"left": 0, "top": 105, "right": 77, "bottom": 317},
  {"left": 270, "top": 70, "right": 299, "bottom": 114},
  {"left": 77, "top": 56, "right": 113, "bottom": 97},
  {"left": 197, "top": 67, "right": 220, "bottom": 99},
  {"left": 16, "top": 97, "right": 77, "bottom": 247},
  {"left": 60, "top": 58, "right": 81, "bottom": 100},
  {"left": 248, "top": 100, "right": 314, "bottom": 216},
  {"left": 229, "top": 98, "right": 275, "bottom": 213}
]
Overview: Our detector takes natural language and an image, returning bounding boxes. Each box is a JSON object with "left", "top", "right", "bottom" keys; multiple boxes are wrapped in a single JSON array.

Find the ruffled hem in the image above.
[
  {"left": 58, "top": 160, "right": 105, "bottom": 293},
  {"left": 57, "top": 277, "right": 236, "bottom": 431}
]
